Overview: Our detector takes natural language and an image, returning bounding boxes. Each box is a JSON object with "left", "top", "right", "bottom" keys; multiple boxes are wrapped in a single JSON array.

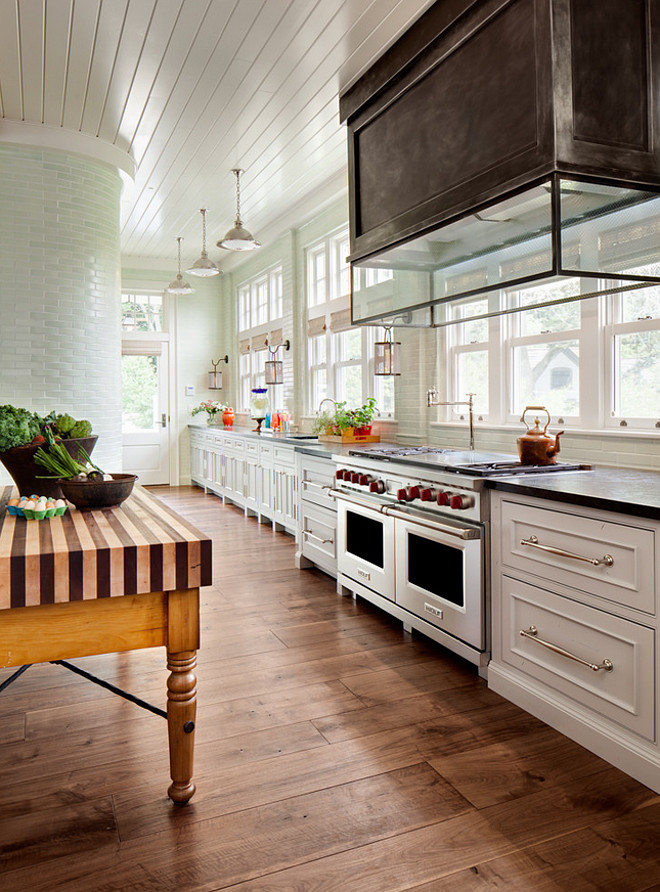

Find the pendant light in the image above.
[
  {"left": 165, "top": 237, "right": 195, "bottom": 295},
  {"left": 186, "top": 209, "right": 221, "bottom": 277},
  {"left": 217, "top": 169, "right": 261, "bottom": 251},
  {"left": 374, "top": 326, "right": 401, "bottom": 376}
]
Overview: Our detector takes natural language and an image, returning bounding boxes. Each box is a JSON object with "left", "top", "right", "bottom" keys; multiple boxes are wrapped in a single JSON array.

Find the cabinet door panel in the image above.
[{"left": 501, "top": 575, "right": 655, "bottom": 741}]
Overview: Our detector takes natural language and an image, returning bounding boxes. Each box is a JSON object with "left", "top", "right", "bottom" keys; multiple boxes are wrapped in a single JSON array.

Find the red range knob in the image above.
[
  {"left": 450, "top": 494, "right": 475, "bottom": 510},
  {"left": 420, "top": 488, "right": 435, "bottom": 501},
  {"left": 335, "top": 468, "right": 345, "bottom": 479},
  {"left": 396, "top": 488, "right": 410, "bottom": 502},
  {"left": 407, "top": 486, "right": 420, "bottom": 500},
  {"left": 436, "top": 491, "right": 450, "bottom": 506},
  {"left": 369, "top": 480, "right": 385, "bottom": 494},
  {"left": 342, "top": 470, "right": 352, "bottom": 481},
  {"left": 350, "top": 472, "right": 360, "bottom": 483},
  {"left": 358, "top": 474, "right": 370, "bottom": 486}
]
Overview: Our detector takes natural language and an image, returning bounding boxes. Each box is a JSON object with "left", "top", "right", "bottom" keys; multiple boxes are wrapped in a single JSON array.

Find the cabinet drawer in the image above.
[
  {"left": 273, "top": 444, "right": 295, "bottom": 466},
  {"left": 500, "top": 576, "right": 655, "bottom": 741},
  {"left": 300, "top": 457, "right": 336, "bottom": 510},
  {"left": 301, "top": 503, "right": 337, "bottom": 566},
  {"left": 229, "top": 437, "right": 245, "bottom": 455},
  {"left": 259, "top": 442, "right": 274, "bottom": 464},
  {"left": 500, "top": 500, "right": 655, "bottom": 614},
  {"left": 244, "top": 439, "right": 259, "bottom": 456}
]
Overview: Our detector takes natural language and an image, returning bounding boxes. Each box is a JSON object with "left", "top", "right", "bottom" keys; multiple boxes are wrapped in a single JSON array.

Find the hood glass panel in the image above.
[{"left": 351, "top": 178, "right": 660, "bottom": 326}]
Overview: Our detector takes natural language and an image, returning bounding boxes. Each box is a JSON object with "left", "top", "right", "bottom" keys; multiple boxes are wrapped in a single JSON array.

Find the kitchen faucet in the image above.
[{"left": 427, "top": 389, "right": 476, "bottom": 452}]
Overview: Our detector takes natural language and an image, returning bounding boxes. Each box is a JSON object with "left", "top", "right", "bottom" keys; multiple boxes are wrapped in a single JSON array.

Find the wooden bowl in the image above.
[
  {"left": 0, "top": 436, "right": 99, "bottom": 498},
  {"left": 59, "top": 473, "right": 137, "bottom": 509}
]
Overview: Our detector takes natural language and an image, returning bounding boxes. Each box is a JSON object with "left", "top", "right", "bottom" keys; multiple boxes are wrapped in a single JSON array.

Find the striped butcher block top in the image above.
[{"left": 0, "top": 486, "right": 213, "bottom": 610}]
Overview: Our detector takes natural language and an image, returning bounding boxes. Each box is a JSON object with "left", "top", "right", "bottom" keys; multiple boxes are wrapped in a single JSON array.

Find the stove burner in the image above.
[
  {"left": 452, "top": 460, "right": 590, "bottom": 477},
  {"left": 350, "top": 445, "right": 453, "bottom": 457}
]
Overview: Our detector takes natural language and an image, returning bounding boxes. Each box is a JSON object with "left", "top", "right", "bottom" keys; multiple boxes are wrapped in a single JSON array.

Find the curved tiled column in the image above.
[{"left": 0, "top": 145, "right": 123, "bottom": 475}]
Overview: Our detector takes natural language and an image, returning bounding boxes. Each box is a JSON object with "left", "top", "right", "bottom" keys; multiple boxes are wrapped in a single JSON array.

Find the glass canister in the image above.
[{"left": 250, "top": 388, "right": 269, "bottom": 432}]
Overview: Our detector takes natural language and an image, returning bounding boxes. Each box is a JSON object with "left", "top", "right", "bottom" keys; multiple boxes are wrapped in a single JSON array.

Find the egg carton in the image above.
[{"left": 7, "top": 495, "right": 68, "bottom": 520}]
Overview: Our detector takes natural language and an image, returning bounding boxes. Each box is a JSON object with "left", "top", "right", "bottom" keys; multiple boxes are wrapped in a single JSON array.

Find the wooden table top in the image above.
[{"left": 0, "top": 486, "right": 213, "bottom": 610}]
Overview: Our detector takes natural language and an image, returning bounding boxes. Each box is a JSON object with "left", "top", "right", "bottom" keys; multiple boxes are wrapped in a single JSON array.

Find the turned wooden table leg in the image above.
[
  {"left": 166, "top": 587, "right": 200, "bottom": 805},
  {"left": 166, "top": 649, "right": 197, "bottom": 804}
]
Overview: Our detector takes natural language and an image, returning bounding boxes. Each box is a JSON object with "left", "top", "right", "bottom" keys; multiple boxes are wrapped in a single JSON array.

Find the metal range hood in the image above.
[{"left": 340, "top": 0, "right": 660, "bottom": 327}]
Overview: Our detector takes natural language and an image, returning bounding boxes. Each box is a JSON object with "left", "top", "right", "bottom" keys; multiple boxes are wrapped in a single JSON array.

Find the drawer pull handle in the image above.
[
  {"left": 520, "top": 535, "right": 614, "bottom": 567},
  {"left": 304, "top": 481, "right": 332, "bottom": 492},
  {"left": 303, "top": 530, "right": 333, "bottom": 544},
  {"left": 520, "top": 625, "right": 614, "bottom": 672}
]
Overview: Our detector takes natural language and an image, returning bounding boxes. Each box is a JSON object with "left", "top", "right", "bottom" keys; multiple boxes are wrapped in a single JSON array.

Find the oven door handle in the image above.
[{"left": 382, "top": 506, "right": 481, "bottom": 540}]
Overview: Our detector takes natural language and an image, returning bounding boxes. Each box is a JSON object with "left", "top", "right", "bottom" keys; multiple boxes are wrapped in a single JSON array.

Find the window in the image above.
[
  {"left": 439, "top": 249, "right": 660, "bottom": 431},
  {"left": 506, "top": 280, "right": 582, "bottom": 421},
  {"left": 237, "top": 265, "right": 282, "bottom": 333},
  {"left": 447, "top": 297, "right": 491, "bottom": 418},
  {"left": 305, "top": 229, "right": 393, "bottom": 418},
  {"left": 236, "top": 265, "right": 284, "bottom": 411},
  {"left": 121, "top": 293, "right": 163, "bottom": 332},
  {"left": 607, "top": 264, "right": 660, "bottom": 425}
]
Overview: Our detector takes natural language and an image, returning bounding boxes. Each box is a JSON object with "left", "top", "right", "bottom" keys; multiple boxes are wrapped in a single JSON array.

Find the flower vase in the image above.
[{"left": 206, "top": 414, "right": 223, "bottom": 426}]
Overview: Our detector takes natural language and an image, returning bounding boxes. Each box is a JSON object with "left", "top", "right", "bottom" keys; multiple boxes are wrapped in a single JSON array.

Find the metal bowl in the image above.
[{"left": 59, "top": 473, "right": 137, "bottom": 509}]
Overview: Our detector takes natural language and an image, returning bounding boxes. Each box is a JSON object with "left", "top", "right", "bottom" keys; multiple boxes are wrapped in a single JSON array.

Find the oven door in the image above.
[
  {"left": 336, "top": 494, "right": 395, "bottom": 600},
  {"left": 393, "top": 512, "right": 484, "bottom": 649}
]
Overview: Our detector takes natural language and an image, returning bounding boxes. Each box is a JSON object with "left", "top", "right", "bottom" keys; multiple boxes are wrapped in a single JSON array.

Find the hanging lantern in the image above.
[
  {"left": 208, "top": 356, "right": 228, "bottom": 389},
  {"left": 374, "top": 327, "right": 401, "bottom": 376},
  {"left": 265, "top": 339, "right": 290, "bottom": 385}
]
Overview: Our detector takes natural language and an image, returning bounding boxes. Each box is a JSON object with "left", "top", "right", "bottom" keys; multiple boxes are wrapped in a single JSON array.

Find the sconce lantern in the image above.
[
  {"left": 208, "top": 355, "right": 229, "bottom": 390},
  {"left": 374, "top": 326, "right": 401, "bottom": 376},
  {"left": 265, "top": 339, "right": 290, "bottom": 385}
]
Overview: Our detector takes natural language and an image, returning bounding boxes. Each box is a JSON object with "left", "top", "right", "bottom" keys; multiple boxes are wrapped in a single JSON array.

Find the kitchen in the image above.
[{"left": 2, "top": 0, "right": 660, "bottom": 888}]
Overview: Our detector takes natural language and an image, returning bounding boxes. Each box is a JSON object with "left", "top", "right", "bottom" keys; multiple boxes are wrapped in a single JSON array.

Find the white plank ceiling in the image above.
[{"left": 0, "top": 0, "right": 436, "bottom": 269}]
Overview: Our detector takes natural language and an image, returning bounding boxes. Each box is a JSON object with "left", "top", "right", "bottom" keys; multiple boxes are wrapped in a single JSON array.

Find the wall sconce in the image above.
[
  {"left": 208, "top": 356, "right": 229, "bottom": 390},
  {"left": 374, "top": 327, "right": 401, "bottom": 376},
  {"left": 265, "top": 339, "right": 290, "bottom": 385}
]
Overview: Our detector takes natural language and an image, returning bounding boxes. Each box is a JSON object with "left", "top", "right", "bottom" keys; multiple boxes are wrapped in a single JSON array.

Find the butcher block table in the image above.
[{"left": 0, "top": 484, "right": 212, "bottom": 804}]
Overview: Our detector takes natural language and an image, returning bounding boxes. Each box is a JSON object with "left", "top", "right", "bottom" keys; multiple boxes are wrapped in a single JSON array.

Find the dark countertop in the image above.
[{"left": 486, "top": 467, "right": 660, "bottom": 521}]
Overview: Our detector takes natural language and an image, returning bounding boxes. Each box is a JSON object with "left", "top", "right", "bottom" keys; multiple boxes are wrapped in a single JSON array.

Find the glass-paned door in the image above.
[{"left": 121, "top": 342, "right": 170, "bottom": 484}]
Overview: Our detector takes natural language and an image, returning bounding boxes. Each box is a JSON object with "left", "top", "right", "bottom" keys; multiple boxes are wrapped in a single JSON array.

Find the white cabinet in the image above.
[
  {"left": 188, "top": 427, "right": 299, "bottom": 534},
  {"left": 272, "top": 454, "right": 298, "bottom": 534},
  {"left": 296, "top": 453, "right": 337, "bottom": 576},
  {"left": 489, "top": 490, "right": 660, "bottom": 793}
]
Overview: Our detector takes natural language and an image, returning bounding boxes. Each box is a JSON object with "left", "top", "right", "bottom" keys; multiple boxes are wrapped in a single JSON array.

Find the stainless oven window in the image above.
[
  {"left": 407, "top": 532, "right": 465, "bottom": 607},
  {"left": 346, "top": 509, "right": 384, "bottom": 567}
]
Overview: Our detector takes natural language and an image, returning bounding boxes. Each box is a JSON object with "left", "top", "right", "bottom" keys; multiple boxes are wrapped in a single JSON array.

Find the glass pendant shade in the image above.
[
  {"left": 374, "top": 328, "right": 401, "bottom": 375},
  {"left": 218, "top": 169, "right": 261, "bottom": 251},
  {"left": 264, "top": 339, "right": 289, "bottom": 385},
  {"left": 265, "top": 359, "right": 283, "bottom": 385},
  {"left": 208, "top": 356, "right": 228, "bottom": 390},
  {"left": 208, "top": 369, "right": 223, "bottom": 389},
  {"left": 166, "top": 237, "right": 195, "bottom": 295},
  {"left": 186, "top": 209, "right": 221, "bottom": 277}
]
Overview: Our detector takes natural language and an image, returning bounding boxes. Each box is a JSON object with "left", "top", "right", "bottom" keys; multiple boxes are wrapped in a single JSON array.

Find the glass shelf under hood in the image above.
[{"left": 350, "top": 175, "right": 660, "bottom": 326}]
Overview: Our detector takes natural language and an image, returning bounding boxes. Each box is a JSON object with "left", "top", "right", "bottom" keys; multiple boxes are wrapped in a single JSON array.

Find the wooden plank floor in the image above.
[{"left": 1, "top": 484, "right": 660, "bottom": 891}]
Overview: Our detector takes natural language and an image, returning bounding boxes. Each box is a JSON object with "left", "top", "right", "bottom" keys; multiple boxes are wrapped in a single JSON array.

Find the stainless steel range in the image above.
[{"left": 332, "top": 446, "right": 590, "bottom": 671}]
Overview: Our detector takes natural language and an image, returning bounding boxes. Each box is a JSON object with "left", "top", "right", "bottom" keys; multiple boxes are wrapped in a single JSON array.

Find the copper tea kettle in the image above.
[{"left": 517, "top": 406, "right": 564, "bottom": 466}]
